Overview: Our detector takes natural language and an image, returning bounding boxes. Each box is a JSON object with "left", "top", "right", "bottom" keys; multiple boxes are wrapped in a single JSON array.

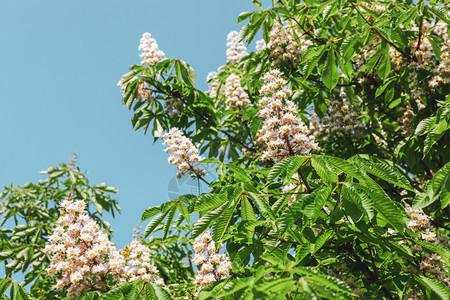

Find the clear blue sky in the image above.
[{"left": 0, "top": 0, "right": 268, "bottom": 250}]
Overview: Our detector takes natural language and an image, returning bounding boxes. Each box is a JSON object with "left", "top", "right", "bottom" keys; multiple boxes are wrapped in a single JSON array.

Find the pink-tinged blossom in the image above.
[
  {"left": 192, "top": 230, "right": 232, "bottom": 296},
  {"left": 224, "top": 74, "right": 251, "bottom": 110},
  {"left": 138, "top": 32, "right": 166, "bottom": 66},
  {"left": 256, "top": 69, "right": 319, "bottom": 161},
  {"left": 44, "top": 200, "right": 164, "bottom": 298},
  {"left": 162, "top": 127, "right": 204, "bottom": 178},
  {"left": 120, "top": 240, "right": 164, "bottom": 285},
  {"left": 226, "top": 31, "right": 247, "bottom": 63}
]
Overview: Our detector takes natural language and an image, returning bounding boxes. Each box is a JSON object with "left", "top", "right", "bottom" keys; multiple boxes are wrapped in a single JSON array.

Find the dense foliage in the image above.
[{"left": 1, "top": 0, "right": 449, "bottom": 299}]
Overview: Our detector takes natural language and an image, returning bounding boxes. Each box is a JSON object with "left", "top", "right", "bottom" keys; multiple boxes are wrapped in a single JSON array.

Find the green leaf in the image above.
[
  {"left": 313, "top": 230, "right": 333, "bottom": 254},
  {"left": 311, "top": 156, "right": 338, "bottom": 185},
  {"left": 267, "top": 156, "right": 308, "bottom": 183},
  {"left": 415, "top": 275, "right": 450, "bottom": 300},
  {"left": 341, "top": 185, "right": 364, "bottom": 224},
  {"left": 415, "top": 116, "right": 436, "bottom": 136},
  {"left": 251, "top": 0, "right": 263, "bottom": 10},
  {"left": 302, "top": 45, "right": 325, "bottom": 79},
  {"left": 246, "top": 192, "right": 275, "bottom": 220},
  {"left": 10, "top": 281, "right": 33, "bottom": 300},
  {"left": 375, "top": 76, "right": 397, "bottom": 98},
  {"left": 162, "top": 207, "right": 176, "bottom": 239},
  {"left": 200, "top": 158, "right": 222, "bottom": 164},
  {"left": 193, "top": 193, "right": 228, "bottom": 213},
  {"left": 413, "top": 162, "right": 450, "bottom": 210},
  {"left": 361, "top": 162, "right": 412, "bottom": 191},
  {"left": 191, "top": 202, "right": 229, "bottom": 238},
  {"left": 377, "top": 45, "right": 391, "bottom": 81},
  {"left": 321, "top": 46, "right": 339, "bottom": 90},
  {"left": 149, "top": 282, "right": 172, "bottom": 300},
  {"left": 177, "top": 60, "right": 196, "bottom": 86},
  {"left": 141, "top": 206, "right": 160, "bottom": 222},
  {"left": 344, "top": 183, "right": 374, "bottom": 220},
  {"left": 241, "top": 197, "right": 256, "bottom": 221},
  {"left": 0, "top": 279, "right": 12, "bottom": 296},
  {"left": 237, "top": 11, "right": 255, "bottom": 23},
  {"left": 227, "top": 164, "right": 251, "bottom": 182},
  {"left": 143, "top": 211, "right": 169, "bottom": 238},
  {"left": 212, "top": 198, "right": 239, "bottom": 241},
  {"left": 359, "top": 184, "right": 407, "bottom": 231}
]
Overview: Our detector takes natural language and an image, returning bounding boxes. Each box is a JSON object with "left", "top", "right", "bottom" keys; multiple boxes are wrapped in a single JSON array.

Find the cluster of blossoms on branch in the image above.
[
  {"left": 224, "top": 74, "right": 251, "bottom": 110},
  {"left": 117, "top": 32, "right": 167, "bottom": 103},
  {"left": 256, "top": 69, "right": 319, "bottom": 161},
  {"left": 310, "top": 87, "right": 364, "bottom": 140},
  {"left": 192, "top": 230, "right": 232, "bottom": 296},
  {"left": 162, "top": 127, "right": 204, "bottom": 178},
  {"left": 267, "top": 20, "right": 312, "bottom": 66},
  {"left": 139, "top": 32, "right": 166, "bottom": 66},
  {"left": 404, "top": 203, "right": 436, "bottom": 243},
  {"left": 226, "top": 31, "right": 247, "bottom": 63},
  {"left": 44, "top": 200, "right": 163, "bottom": 298}
]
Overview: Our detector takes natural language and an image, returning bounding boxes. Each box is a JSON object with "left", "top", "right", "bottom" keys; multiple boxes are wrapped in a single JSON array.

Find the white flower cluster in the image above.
[
  {"left": 310, "top": 88, "right": 364, "bottom": 140},
  {"left": 162, "top": 127, "right": 204, "bottom": 178},
  {"left": 43, "top": 200, "right": 125, "bottom": 297},
  {"left": 267, "top": 20, "right": 312, "bottom": 66},
  {"left": 404, "top": 203, "right": 436, "bottom": 242},
  {"left": 224, "top": 74, "right": 251, "bottom": 110},
  {"left": 255, "top": 39, "right": 266, "bottom": 52},
  {"left": 192, "top": 230, "right": 232, "bottom": 296},
  {"left": 121, "top": 239, "right": 165, "bottom": 285},
  {"left": 139, "top": 32, "right": 166, "bottom": 66},
  {"left": 226, "top": 31, "right": 248, "bottom": 63},
  {"left": 256, "top": 69, "right": 319, "bottom": 162},
  {"left": 44, "top": 200, "right": 165, "bottom": 298}
]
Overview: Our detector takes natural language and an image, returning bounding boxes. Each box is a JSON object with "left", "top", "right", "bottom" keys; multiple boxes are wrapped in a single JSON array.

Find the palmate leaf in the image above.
[
  {"left": 341, "top": 185, "right": 364, "bottom": 224},
  {"left": 147, "top": 282, "right": 172, "bottom": 300},
  {"left": 212, "top": 198, "right": 240, "bottom": 241},
  {"left": 358, "top": 160, "right": 412, "bottom": 191},
  {"left": 253, "top": 278, "right": 294, "bottom": 297},
  {"left": 305, "top": 273, "right": 355, "bottom": 299},
  {"left": 415, "top": 275, "right": 450, "bottom": 300},
  {"left": 241, "top": 197, "right": 256, "bottom": 221},
  {"left": 413, "top": 162, "right": 450, "bottom": 210},
  {"left": 141, "top": 205, "right": 161, "bottom": 222},
  {"left": 321, "top": 45, "right": 339, "bottom": 90},
  {"left": 344, "top": 183, "right": 374, "bottom": 220},
  {"left": 10, "top": 281, "right": 34, "bottom": 300},
  {"left": 192, "top": 193, "right": 227, "bottom": 213},
  {"left": 358, "top": 184, "right": 407, "bottom": 231},
  {"left": 191, "top": 202, "right": 229, "bottom": 238},
  {"left": 246, "top": 191, "right": 275, "bottom": 221},
  {"left": 321, "top": 155, "right": 363, "bottom": 179},
  {"left": 311, "top": 156, "right": 339, "bottom": 185},
  {"left": 0, "top": 279, "right": 12, "bottom": 296},
  {"left": 267, "top": 156, "right": 308, "bottom": 183},
  {"left": 144, "top": 211, "right": 169, "bottom": 238}
]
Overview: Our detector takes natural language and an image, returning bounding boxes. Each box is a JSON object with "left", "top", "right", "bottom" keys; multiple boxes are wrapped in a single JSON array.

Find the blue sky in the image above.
[{"left": 0, "top": 0, "right": 266, "bottom": 250}]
